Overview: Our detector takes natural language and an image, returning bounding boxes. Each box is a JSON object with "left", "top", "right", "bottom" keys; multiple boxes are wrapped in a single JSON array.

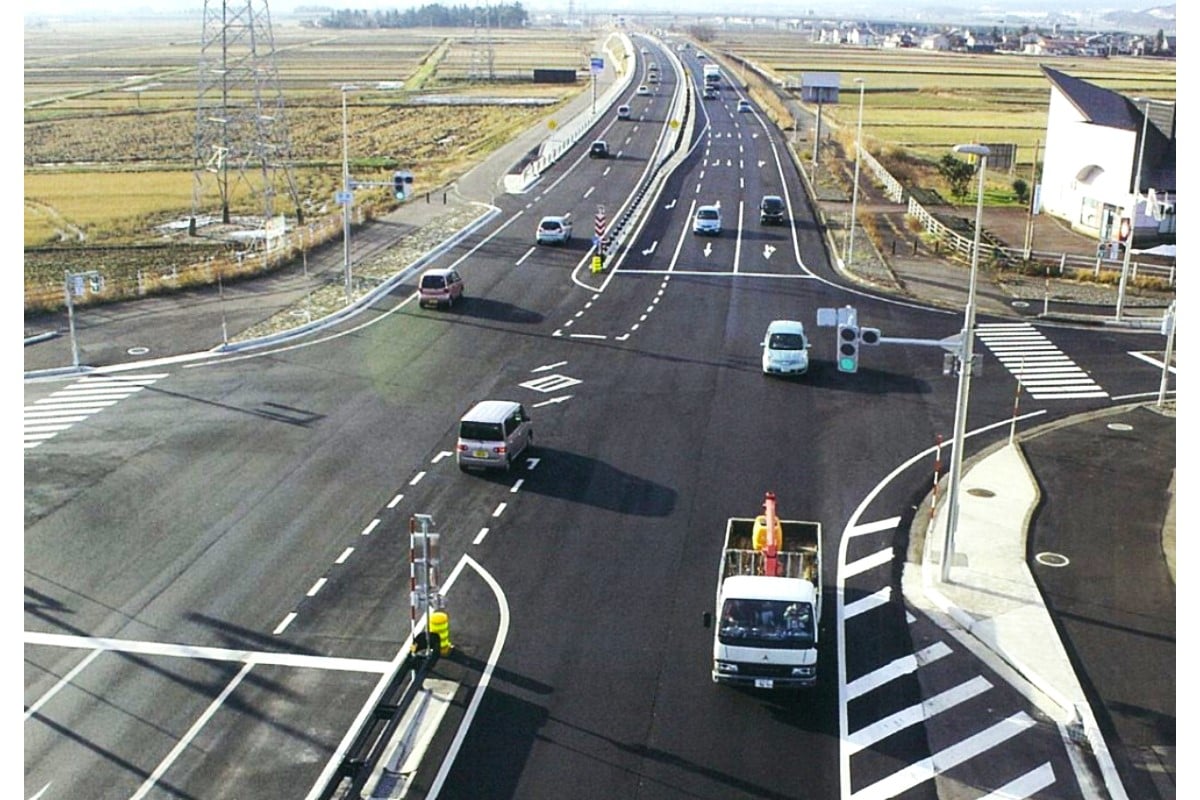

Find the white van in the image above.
[{"left": 456, "top": 400, "right": 533, "bottom": 471}]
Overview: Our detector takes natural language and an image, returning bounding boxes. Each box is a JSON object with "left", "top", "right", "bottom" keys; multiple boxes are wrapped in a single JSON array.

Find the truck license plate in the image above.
[{"left": 754, "top": 679, "right": 774, "bottom": 689}]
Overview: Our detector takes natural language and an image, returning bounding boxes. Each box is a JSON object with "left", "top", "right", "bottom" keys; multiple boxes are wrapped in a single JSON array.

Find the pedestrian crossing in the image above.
[
  {"left": 840, "top": 516, "right": 1079, "bottom": 800},
  {"left": 975, "top": 322, "right": 1108, "bottom": 400},
  {"left": 24, "top": 373, "right": 168, "bottom": 450}
]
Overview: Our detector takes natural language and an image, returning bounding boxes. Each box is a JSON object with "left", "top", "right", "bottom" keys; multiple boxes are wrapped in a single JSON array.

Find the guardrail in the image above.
[
  {"left": 503, "top": 33, "right": 636, "bottom": 194},
  {"left": 906, "top": 196, "right": 1176, "bottom": 286}
]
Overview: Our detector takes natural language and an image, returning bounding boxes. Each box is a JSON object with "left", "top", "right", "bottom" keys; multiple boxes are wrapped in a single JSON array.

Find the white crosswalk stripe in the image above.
[
  {"left": 24, "top": 373, "right": 168, "bottom": 450},
  {"left": 975, "top": 323, "right": 1108, "bottom": 399}
]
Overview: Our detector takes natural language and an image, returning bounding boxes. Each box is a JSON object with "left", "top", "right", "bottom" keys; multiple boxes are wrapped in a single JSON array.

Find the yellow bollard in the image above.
[{"left": 429, "top": 610, "right": 452, "bottom": 656}]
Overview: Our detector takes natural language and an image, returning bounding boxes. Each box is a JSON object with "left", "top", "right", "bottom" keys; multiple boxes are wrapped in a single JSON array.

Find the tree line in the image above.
[{"left": 320, "top": 3, "right": 529, "bottom": 29}]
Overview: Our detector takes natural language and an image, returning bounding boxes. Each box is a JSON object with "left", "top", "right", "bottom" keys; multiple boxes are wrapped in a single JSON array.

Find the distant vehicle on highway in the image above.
[
  {"left": 693, "top": 204, "right": 722, "bottom": 235},
  {"left": 418, "top": 267, "right": 464, "bottom": 309},
  {"left": 536, "top": 215, "right": 573, "bottom": 245},
  {"left": 617, "top": 104, "right": 632, "bottom": 119},
  {"left": 589, "top": 140, "right": 610, "bottom": 158},
  {"left": 703, "top": 86, "right": 718, "bottom": 100},
  {"left": 636, "top": 85, "right": 651, "bottom": 96},
  {"left": 737, "top": 99, "right": 752, "bottom": 112}
]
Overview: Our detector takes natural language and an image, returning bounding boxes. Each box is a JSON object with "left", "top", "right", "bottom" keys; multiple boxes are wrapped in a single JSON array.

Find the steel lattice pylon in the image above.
[{"left": 192, "top": 0, "right": 303, "bottom": 233}]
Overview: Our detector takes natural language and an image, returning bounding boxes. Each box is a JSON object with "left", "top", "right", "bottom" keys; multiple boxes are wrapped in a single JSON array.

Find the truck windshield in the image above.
[{"left": 719, "top": 598, "right": 813, "bottom": 648}]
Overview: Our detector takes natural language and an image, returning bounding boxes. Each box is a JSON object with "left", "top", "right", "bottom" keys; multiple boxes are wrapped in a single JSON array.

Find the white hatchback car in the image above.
[
  {"left": 692, "top": 204, "right": 722, "bottom": 235},
  {"left": 536, "top": 215, "right": 573, "bottom": 245},
  {"left": 761, "top": 320, "right": 810, "bottom": 375}
]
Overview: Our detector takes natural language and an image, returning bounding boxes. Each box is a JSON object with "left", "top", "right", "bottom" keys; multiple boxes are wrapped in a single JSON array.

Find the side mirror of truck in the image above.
[{"left": 701, "top": 612, "right": 712, "bottom": 629}]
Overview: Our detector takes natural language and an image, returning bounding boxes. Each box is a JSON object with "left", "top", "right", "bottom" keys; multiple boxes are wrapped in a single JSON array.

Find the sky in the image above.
[{"left": 20, "top": 0, "right": 1179, "bottom": 22}]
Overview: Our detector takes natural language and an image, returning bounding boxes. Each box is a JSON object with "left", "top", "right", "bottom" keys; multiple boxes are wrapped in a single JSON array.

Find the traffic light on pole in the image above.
[
  {"left": 393, "top": 171, "right": 406, "bottom": 201},
  {"left": 837, "top": 309, "right": 859, "bottom": 373}
]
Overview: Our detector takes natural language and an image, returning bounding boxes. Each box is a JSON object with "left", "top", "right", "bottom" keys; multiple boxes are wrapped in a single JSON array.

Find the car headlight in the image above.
[{"left": 716, "top": 662, "right": 739, "bottom": 674}]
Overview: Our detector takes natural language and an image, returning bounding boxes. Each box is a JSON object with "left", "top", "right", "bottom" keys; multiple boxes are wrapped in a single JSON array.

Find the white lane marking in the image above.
[
  {"left": 473, "top": 527, "right": 490, "bottom": 545},
  {"left": 432, "top": 451, "right": 453, "bottom": 463},
  {"left": 846, "top": 517, "right": 901, "bottom": 538},
  {"left": 510, "top": 479, "right": 524, "bottom": 493},
  {"left": 850, "top": 712, "right": 1037, "bottom": 800},
  {"left": 492, "top": 502, "right": 507, "bottom": 518},
  {"left": 335, "top": 547, "right": 354, "bottom": 564},
  {"left": 533, "top": 396, "right": 572, "bottom": 408},
  {"left": 409, "top": 471, "right": 426, "bottom": 485},
  {"left": 24, "top": 649, "right": 102, "bottom": 722},
  {"left": 131, "top": 661, "right": 257, "bottom": 800},
  {"left": 387, "top": 493, "right": 404, "bottom": 509},
  {"left": 306, "top": 578, "right": 327, "bottom": 597},
  {"left": 23, "top": 632, "right": 392, "bottom": 673},
  {"left": 844, "top": 586, "right": 891, "bottom": 619},
  {"left": 979, "top": 762, "right": 1056, "bottom": 799},
  {"left": 32, "top": 399, "right": 118, "bottom": 409},
  {"left": 361, "top": 519, "right": 380, "bottom": 536},
  {"left": 846, "top": 642, "right": 952, "bottom": 700},
  {"left": 846, "top": 675, "right": 993, "bottom": 756},
  {"left": 583, "top": 186, "right": 595, "bottom": 198},
  {"left": 273, "top": 613, "right": 298, "bottom": 635},
  {"left": 842, "top": 547, "right": 893, "bottom": 580},
  {"left": 532, "top": 361, "right": 568, "bottom": 372}
]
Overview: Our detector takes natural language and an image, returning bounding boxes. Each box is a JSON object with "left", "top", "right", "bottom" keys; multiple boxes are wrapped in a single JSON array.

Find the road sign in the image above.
[
  {"left": 335, "top": 190, "right": 353, "bottom": 205},
  {"left": 590, "top": 56, "right": 604, "bottom": 74}
]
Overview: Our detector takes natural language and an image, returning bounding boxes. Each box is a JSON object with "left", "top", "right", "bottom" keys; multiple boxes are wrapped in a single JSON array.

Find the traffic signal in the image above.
[
  {"left": 393, "top": 170, "right": 413, "bottom": 201},
  {"left": 1117, "top": 216, "right": 1131, "bottom": 243},
  {"left": 861, "top": 327, "right": 881, "bottom": 346},
  {"left": 837, "top": 316, "right": 859, "bottom": 373}
]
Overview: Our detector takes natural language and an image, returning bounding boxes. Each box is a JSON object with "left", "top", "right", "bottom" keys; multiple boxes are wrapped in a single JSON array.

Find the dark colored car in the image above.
[
  {"left": 589, "top": 140, "right": 610, "bottom": 158},
  {"left": 759, "top": 195, "right": 786, "bottom": 225}
]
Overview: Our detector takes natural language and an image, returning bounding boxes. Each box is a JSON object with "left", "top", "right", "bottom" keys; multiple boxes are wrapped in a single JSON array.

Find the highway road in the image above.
[{"left": 24, "top": 34, "right": 1174, "bottom": 800}]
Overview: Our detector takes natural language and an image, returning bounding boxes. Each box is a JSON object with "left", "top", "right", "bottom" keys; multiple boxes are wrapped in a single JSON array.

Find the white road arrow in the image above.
[
  {"left": 757, "top": 160, "right": 767, "bottom": 168},
  {"left": 704, "top": 242, "right": 713, "bottom": 258},
  {"left": 763, "top": 244, "right": 776, "bottom": 259},
  {"left": 665, "top": 198, "right": 677, "bottom": 210},
  {"left": 642, "top": 241, "right": 659, "bottom": 256},
  {"left": 533, "top": 396, "right": 572, "bottom": 408},
  {"left": 532, "top": 361, "right": 568, "bottom": 372}
]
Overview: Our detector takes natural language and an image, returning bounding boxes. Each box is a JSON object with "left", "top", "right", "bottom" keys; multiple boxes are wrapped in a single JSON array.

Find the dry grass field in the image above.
[
  {"left": 711, "top": 30, "right": 1175, "bottom": 171},
  {"left": 24, "top": 19, "right": 605, "bottom": 306}
]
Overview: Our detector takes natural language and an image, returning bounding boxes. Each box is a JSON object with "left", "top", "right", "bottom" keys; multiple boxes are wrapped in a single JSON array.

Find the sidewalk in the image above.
[{"left": 903, "top": 404, "right": 1176, "bottom": 800}]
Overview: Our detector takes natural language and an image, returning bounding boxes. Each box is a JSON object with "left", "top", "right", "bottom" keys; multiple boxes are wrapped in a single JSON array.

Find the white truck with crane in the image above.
[{"left": 704, "top": 492, "right": 822, "bottom": 688}]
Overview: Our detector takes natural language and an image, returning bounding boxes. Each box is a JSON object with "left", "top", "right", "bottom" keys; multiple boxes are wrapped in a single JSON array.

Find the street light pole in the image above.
[
  {"left": 1116, "top": 99, "right": 1151, "bottom": 321},
  {"left": 845, "top": 78, "right": 865, "bottom": 266},
  {"left": 340, "top": 84, "right": 358, "bottom": 305},
  {"left": 942, "top": 143, "right": 990, "bottom": 583}
]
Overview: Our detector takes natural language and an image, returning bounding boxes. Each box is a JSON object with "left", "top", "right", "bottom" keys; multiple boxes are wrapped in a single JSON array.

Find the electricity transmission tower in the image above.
[
  {"left": 469, "top": 4, "right": 495, "bottom": 81},
  {"left": 191, "top": 0, "right": 303, "bottom": 235}
]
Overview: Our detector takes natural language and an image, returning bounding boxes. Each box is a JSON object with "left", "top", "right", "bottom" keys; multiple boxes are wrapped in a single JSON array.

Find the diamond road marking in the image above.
[{"left": 519, "top": 374, "right": 582, "bottom": 393}]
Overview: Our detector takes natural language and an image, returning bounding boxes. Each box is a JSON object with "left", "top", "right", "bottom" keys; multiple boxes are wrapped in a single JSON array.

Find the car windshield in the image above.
[
  {"left": 769, "top": 333, "right": 806, "bottom": 350},
  {"left": 421, "top": 275, "right": 446, "bottom": 289},
  {"left": 698, "top": 209, "right": 718, "bottom": 220},
  {"left": 541, "top": 221, "right": 562, "bottom": 231},
  {"left": 719, "top": 599, "right": 814, "bottom": 648},
  {"left": 764, "top": 199, "right": 783, "bottom": 210}
]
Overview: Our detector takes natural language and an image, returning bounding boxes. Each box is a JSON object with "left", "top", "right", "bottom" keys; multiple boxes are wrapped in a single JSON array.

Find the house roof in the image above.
[{"left": 1041, "top": 65, "right": 1142, "bottom": 131}]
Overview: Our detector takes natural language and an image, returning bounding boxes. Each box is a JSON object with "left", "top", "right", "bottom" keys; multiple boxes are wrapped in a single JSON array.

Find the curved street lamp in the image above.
[{"left": 941, "top": 142, "right": 990, "bottom": 582}]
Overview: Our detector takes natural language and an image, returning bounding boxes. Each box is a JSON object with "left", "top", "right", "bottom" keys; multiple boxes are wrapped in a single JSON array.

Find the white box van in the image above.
[{"left": 456, "top": 400, "right": 533, "bottom": 471}]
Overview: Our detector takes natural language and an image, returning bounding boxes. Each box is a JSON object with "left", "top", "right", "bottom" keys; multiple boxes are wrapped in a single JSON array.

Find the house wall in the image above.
[{"left": 1041, "top": 88, "right": 1138, "bottom": 240}]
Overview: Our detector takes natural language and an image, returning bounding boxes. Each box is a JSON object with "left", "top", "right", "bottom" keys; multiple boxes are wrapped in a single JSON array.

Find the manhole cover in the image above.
[
  {"left": 1036, "top": 551, "right": 1070, "bottom": 568},
  {"left": 1107, "top": 422, "right": 1134, "bottom": 432},
  {"left": 966, "top": 488, "right": 995, "bottom": 498}
]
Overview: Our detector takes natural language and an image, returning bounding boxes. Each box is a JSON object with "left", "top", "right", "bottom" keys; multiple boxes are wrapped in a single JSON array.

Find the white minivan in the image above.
[
  {"left": 761, "top": 320, "right": 810, "bottom": 375},
  {"left": 456, "top": 400, "right": 533, "bottom": 471}
]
